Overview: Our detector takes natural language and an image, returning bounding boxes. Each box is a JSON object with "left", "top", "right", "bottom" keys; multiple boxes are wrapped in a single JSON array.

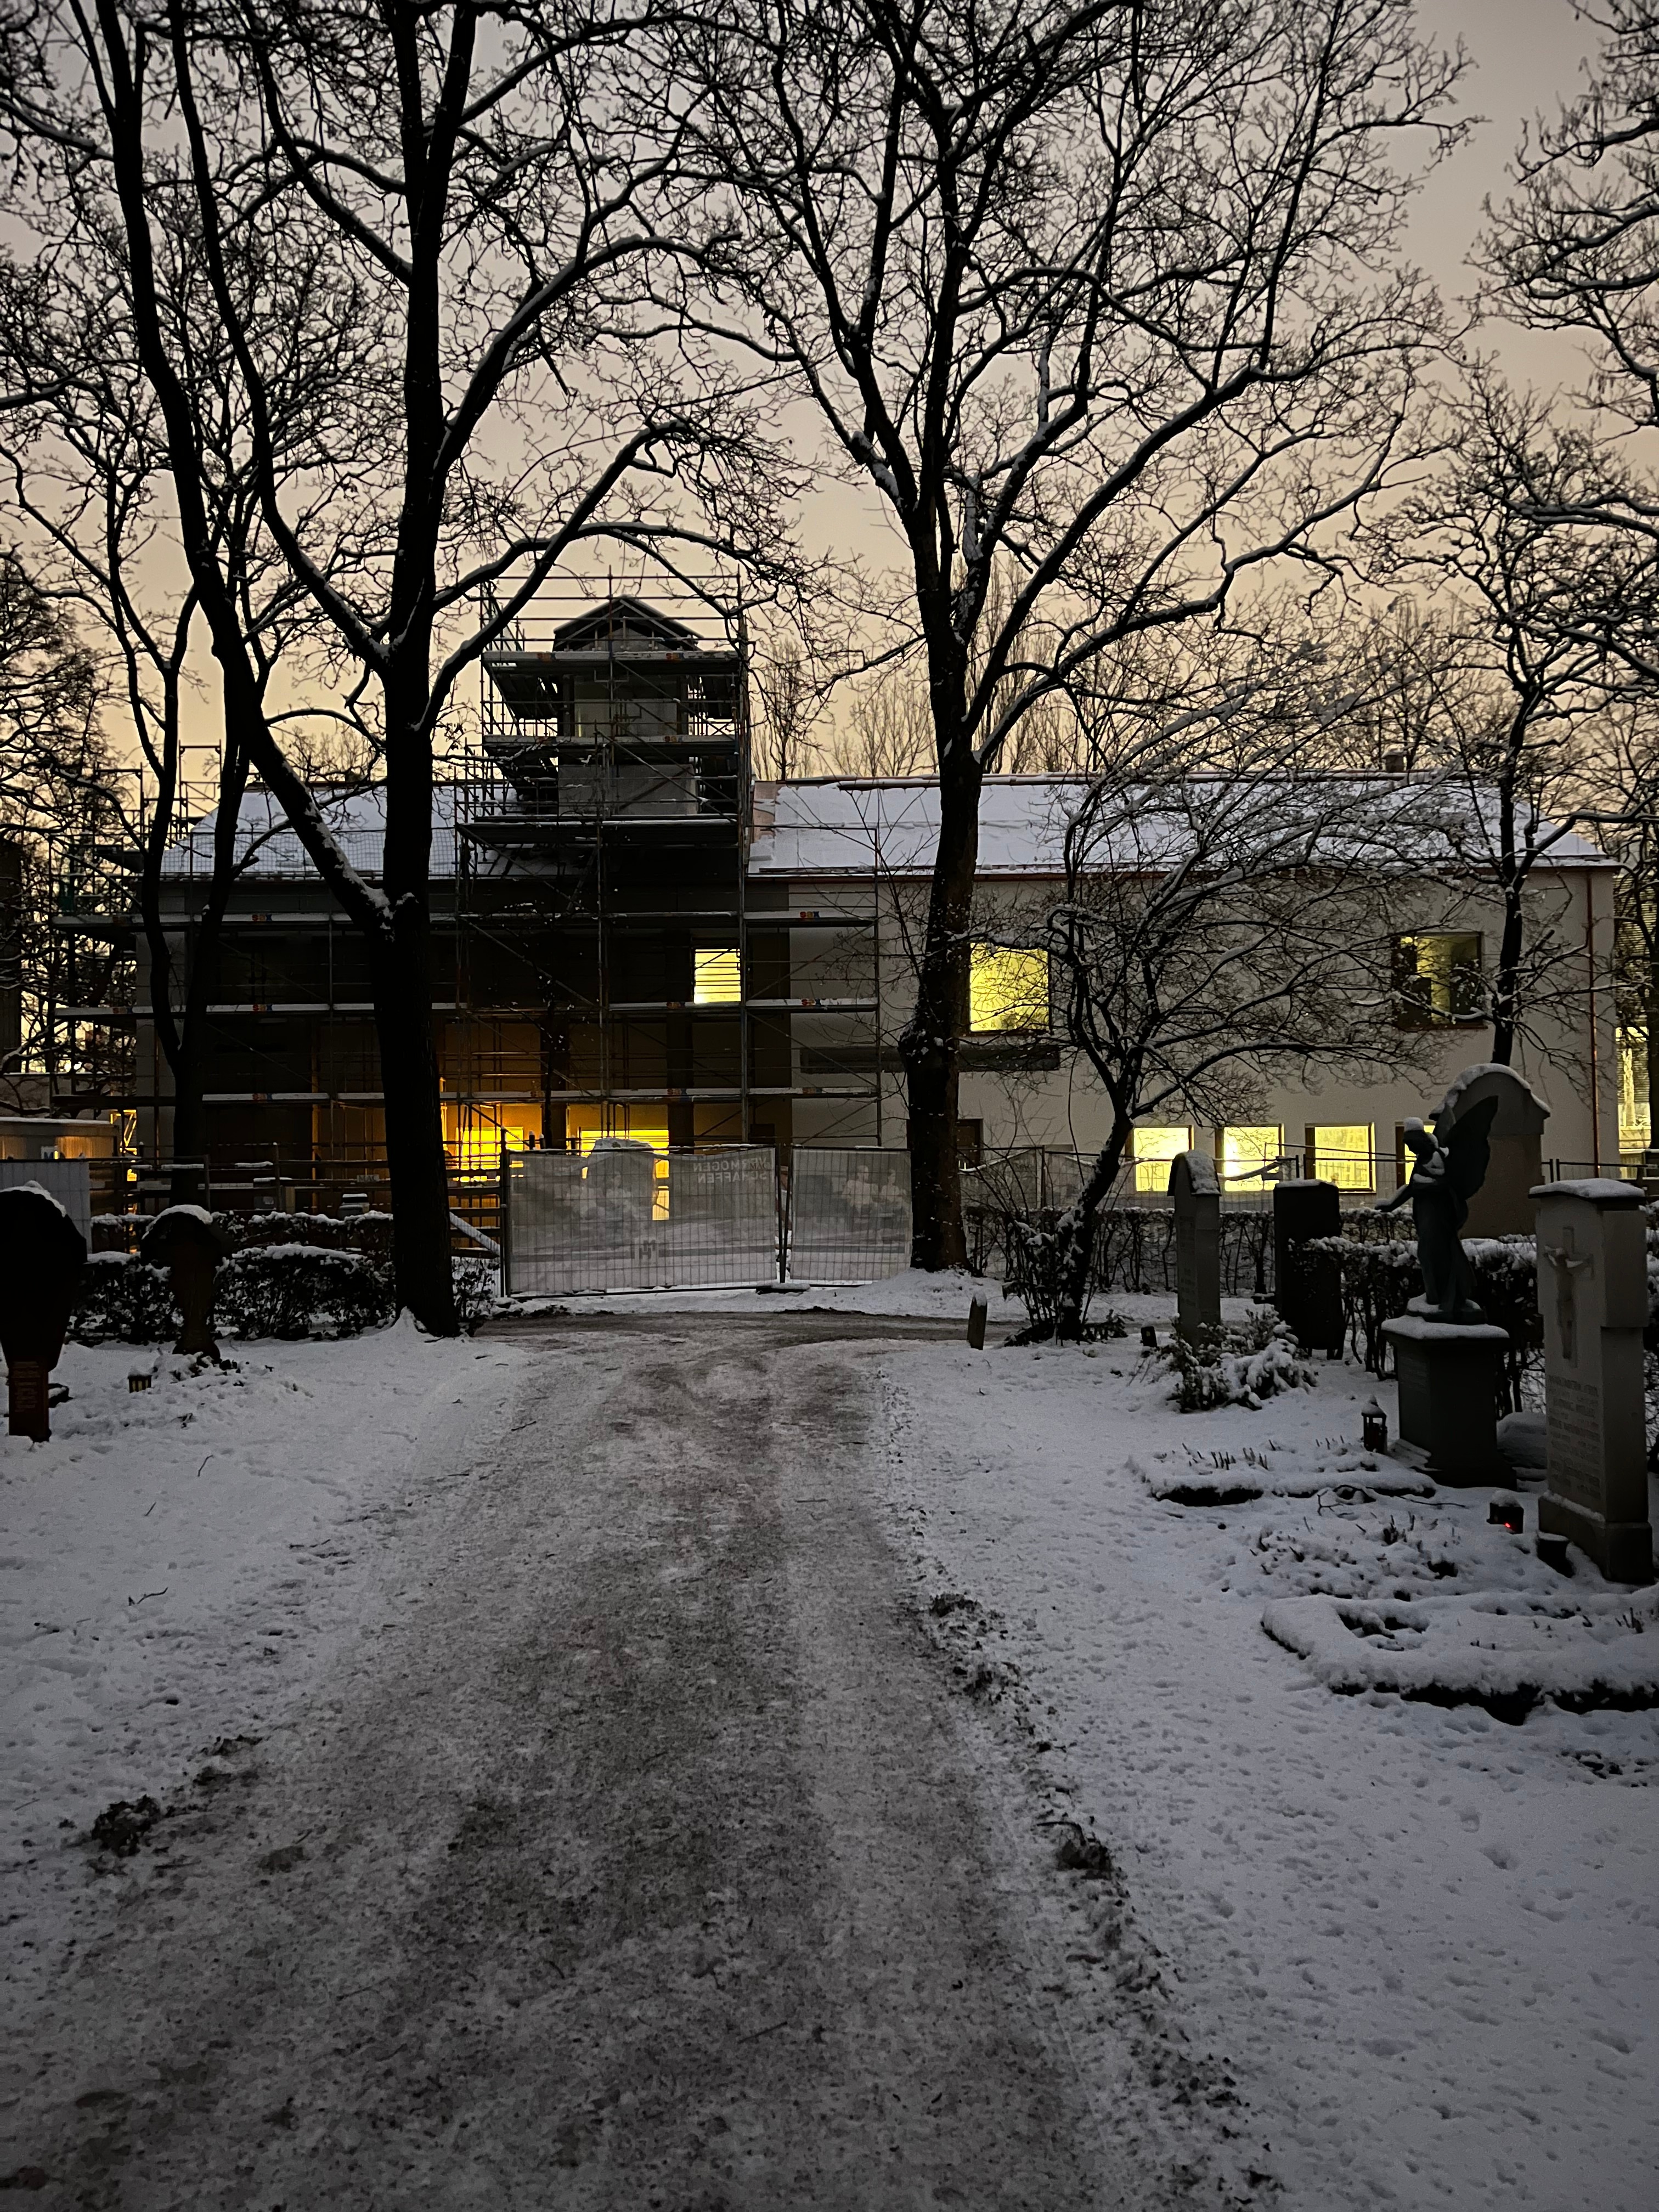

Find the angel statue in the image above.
[{"left": 1373, "top": 1097, "right": 1499, "bottom": 1323}]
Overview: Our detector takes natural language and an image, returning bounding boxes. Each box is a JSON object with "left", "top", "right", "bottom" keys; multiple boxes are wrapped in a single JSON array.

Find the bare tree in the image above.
[
  {"left": 674, "top": 0, "right": 1460, "bottom": 1267},
  {"left": 1484, "top": 2, "right": 1659, "bottom": 433},
  {"left": 1035, "top": 706, "right": 1447, "bottom": 1340},
  {"left": 1, "top": 0, "right": 788, "bottom": 1328},
  {"left": 1361, "top": 374, "right": 1647, "bottom": 1063},
  {"left": 0, "top": 555, "right": 133, "bottom": 1102},
  {"left": 751, "top": 635, "right": 823, "bottom": 780},
  {"left": 0, "top": 205, "right": 336, "bottom": 1199}
]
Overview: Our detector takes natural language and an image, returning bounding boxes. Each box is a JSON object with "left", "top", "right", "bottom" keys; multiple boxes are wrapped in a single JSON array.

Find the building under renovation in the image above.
[
  {"left": 122, "top": 576, "right": 1624, "bottom": 1233},
  {"left": 133, "top": 582, "right": 885, "bottom": 1211}
]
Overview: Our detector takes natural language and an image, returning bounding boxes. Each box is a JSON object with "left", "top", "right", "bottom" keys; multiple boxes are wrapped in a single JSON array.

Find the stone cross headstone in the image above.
[
  {"left": 1169, "top": 1150, "right": 1221, "bottom": 1340},
  {"left": 0, "top": 1181, "right": 88, "bottom": 1440},
  {"left": 1532, "top": 1178, "right": 1652, "bottom": 1584},
  {"left": 142, "top": 1205, "right": 234, "bottom": 1360},
  {"left": 1434, "top": 1064, "right": 1550, "bottom": 1237},
  {"left": 1273, "top": 1178, "right": 1343, "bottom": 1355}
]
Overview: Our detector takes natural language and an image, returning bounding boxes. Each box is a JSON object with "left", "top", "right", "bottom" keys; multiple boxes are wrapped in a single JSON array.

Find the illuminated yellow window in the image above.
[
  {"left": 1221, "top": 1125, "right": 1283, "bottom": 1190},
  {"left": 1620, "top": 1028, "right": 1650, "bottom": 1155},
  {"left": 1393, "top": 933, "right": 1483, "bottom": 1028},
  {"left": 1132, "top": 1125, "right": 1192, "bottom": 1194},
  {"left": 443, "top": 1102, "right": 544, "bottom": 1173},
  {"left": 1311, "top": 1123, "right": 1374, "bottom": 1191},
  {"left": 969, "top": 945, "right": 1049, "bottom": 1034},
  {"left": 693, "top": 947, "right": 743, "bottom": 1004}
]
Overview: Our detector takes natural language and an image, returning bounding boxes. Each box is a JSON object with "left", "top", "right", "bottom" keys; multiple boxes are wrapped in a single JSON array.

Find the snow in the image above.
[
  {"left": 1383, "top": 1314, "right": 1511, "bottom": 1344},
  {"left": 747, "top": 776, "right": 1616, "bottom": 881},
  {"left": 1531, "top": 1178, "right": 1645, "bottom": 1205},
  {"left": 3, "top": 1178, "right": 67, "bottom": 1217},
  {"left": 1263, "top": 1587, "right": 1659, "bottom": 1704},
  {"left": 5, "top": 1283, "right": 1656, "bottom": 2202},
  {"left": 876, "top": 1303, "right": 1659, "bottom": 2209},
  {"left": 0, "top": 1322, "right": 524, "bottom": 1976},
  {"left": 1432, "top": 1063, "right": 1551, "bottom": 1126}
]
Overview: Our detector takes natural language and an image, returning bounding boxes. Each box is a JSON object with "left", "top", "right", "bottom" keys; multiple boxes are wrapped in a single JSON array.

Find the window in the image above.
[
  {"left": 1308, "top": 1122, "right": 1374, "bottom": 1192},
  {"left": 1132, "top": 1125, "right": 1192, "bottom": 1194},
  {"left": 969, "top": 945, "right": 1049, "bottom": 1033},
  {"left": 1221, "top": 1125, "right": 1283, "bottom": 1190},
  {"left": 1620, "top": 1026, "right": 1650, "bottom": 1156},
  {"left": 1393, "top": 933, "right": 1483, "bottom": 1029},
  {"left": 693, "top": 947, "right": 742, "bottom": 1005}
]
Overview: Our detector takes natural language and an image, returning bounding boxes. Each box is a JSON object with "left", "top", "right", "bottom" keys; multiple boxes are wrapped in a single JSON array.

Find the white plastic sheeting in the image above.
[
  {"left": 787, "top": 1147, "right": 911, "bottom": 1284},
  {"left": 504, "top": 1144, "right": 778, "bottom": 1296}
]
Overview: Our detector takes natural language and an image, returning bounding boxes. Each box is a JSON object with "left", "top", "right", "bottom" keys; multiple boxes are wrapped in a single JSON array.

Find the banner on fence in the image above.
[
  {"left": 504, "top": 1144, "right": 777, "bottom": 1296},
  {"left": 787, "top": 1148, "right": 911, "bottom": 1284}
]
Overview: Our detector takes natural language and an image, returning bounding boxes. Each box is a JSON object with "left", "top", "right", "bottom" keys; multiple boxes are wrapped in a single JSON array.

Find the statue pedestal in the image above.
[{"left": 1382, "top": 1316, "right": 1510, "bottom": 1486}]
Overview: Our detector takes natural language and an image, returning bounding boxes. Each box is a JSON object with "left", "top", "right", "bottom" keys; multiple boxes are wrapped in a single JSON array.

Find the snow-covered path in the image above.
[{"left": 2, "top": 1313, "right": 1176, "bottom": 2209}]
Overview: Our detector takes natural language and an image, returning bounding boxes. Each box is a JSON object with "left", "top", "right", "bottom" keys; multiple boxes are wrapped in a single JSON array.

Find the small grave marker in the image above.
[{"left": 1169, "top": 1150, "right": 1221, "bottom": 1340}]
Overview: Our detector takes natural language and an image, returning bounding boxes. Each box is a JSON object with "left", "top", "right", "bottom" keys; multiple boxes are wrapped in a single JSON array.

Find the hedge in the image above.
[{"left": 69, "top": 1242, "right": 496, "bottom": 1345}]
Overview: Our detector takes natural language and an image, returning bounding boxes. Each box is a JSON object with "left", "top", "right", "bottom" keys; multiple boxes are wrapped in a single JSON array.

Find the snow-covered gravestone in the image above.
[
  {"left": 1532, "top": 1179, "right": 1654, "bottom": 1585},
  {"left": 1169, "top": 1150, "right": 1221, "bottom": 1340},
  {"left": 142, "top": 1205, "right": 233, "bottom": 1360},
  {"left": 1434, "top": 1064, "right": 1550, "bottom": 1237},
  {"left": 0, "top": 1181, "right": 87, "bottom": 1440}
]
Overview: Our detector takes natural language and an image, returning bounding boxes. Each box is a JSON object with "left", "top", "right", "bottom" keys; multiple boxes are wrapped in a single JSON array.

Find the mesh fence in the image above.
[
  {"left": 504, "top": 1145, "right": 778, "bottom": 1295},
  {"left": 787, "top": 1147, "right": 911, "bottom": 1283}
]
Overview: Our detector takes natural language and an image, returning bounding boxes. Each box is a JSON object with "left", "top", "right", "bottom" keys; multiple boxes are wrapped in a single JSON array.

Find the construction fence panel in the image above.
[
  {"left": 504, "top": 1145, "right": 778, "bottom": 1296},
  {"left": 786, "top": 1147, "right": 911, "bottom": 1284}
]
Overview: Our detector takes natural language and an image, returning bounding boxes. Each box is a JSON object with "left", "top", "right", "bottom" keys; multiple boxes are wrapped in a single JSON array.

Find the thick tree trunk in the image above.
[
  {"left": 371, "top": 910, "right": 457, "bottom": 1333},
  {"left": 1489, "top": 886, "right": 1525, "bottom": 1066},
  {"left": 377, "top": 685, "right": 458, "bottom": 1336},
  {"left": 900, "top": 751, "right": 981, "bottom": 1270},
  {"left": 1052, "top": 1117, "right": 1131, "bottom": 1342},
  {"left": 1646, "top": 951, "right": 1659, "bottom": 1160}
]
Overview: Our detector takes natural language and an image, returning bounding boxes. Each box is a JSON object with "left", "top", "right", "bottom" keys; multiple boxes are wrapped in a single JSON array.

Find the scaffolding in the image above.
[{"left": 116, "top": 564, "right": 889, "bottom": 1210}]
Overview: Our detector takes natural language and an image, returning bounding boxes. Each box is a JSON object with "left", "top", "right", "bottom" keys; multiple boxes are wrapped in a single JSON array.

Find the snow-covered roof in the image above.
[
  {"left": 161, "top": 772, "right": 1616, "bottom": 885},
  {"left": 160, "top": 786, "right": 464, "bottom": 882},
  {"left": 748, "top": 776, "right": 1616, "bottom": 880}
]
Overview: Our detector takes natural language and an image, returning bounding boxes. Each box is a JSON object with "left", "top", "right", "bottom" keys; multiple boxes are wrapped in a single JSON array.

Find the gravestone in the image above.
[
  {"left": 1273, "top": 1179, "right": 1342, "bottom": 1355},
  {"left": 1169, "top": 1150, "right": 1221, "bottom": 1339},
  {"left": 0, "top": 1181, "right": 87, "bottom": 1440},
  {"left": 142, "top": 1205, "right": 234, "bottom": 1359},
  {"left": 1380, "top": 1314, "right": 1510, "bottom": 1483},
  {"left": 1532, "top": 1178, "right": 1653, "bottom": 1584},
  {"left": 1433, "top": 1064, "right": 1550, "bottom": 1237}
]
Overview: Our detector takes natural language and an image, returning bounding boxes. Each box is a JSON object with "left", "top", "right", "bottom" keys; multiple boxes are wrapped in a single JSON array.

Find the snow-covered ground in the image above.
[
  {"left": 1, "top": 1322, "right": 524, "bottom": 1970},
  {"left": 874, "top": 1310, "right": 1659, "bottom": 2211},
  {"left": 5, "top": 1282, "right": 1656, "bottom": 2207}
]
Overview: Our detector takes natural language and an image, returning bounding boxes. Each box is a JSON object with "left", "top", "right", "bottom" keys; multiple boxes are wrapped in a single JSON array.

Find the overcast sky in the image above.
[{"left": 1407, "top": 0, "right": 1604, "bottom": 385}]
